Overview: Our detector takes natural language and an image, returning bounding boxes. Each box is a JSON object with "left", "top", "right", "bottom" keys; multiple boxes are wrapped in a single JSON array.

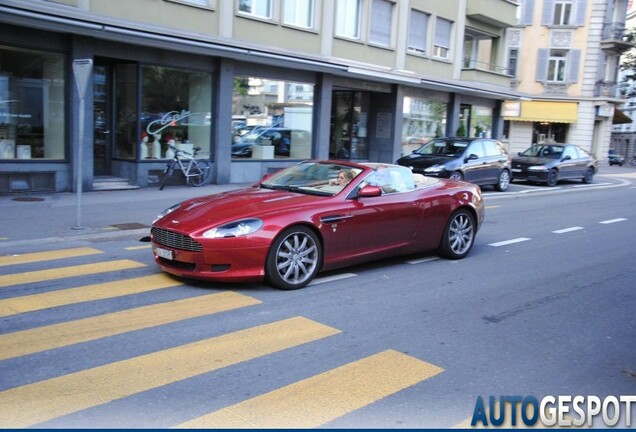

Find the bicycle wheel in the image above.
[
  {"left": 189, "top": 160, "right": 210, "bottom": 187},
  {"left": 159, "top": 162, "right": 176, "bottom": 190}
]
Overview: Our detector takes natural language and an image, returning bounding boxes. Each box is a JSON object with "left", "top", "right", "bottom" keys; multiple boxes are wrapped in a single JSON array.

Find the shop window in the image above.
[
  {"left": 232, "top": 75, "right": 313, "bottom": 160},
  {"left": 470, "top": 106, "right": 493, "bottom": 138},
  {"left": 533, "top": 122, "right": 568, "bottom": 143},
  {"left": 330, "top": 91, "right": 369, "bottom": 159},
  {"left": 0, "top": 45, "right": 65, "bottom": 160},
  {"left": 401, "top": 97, "right": 446, "bottom": 156},
  {"left": 120, "top": 65, "right": 212, "bottom": 161}
]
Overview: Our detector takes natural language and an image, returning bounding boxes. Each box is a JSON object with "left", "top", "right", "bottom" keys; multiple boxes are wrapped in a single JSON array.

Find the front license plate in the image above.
[
  {"left": 512, "top": 168, "right": 522, "bottom": 173},
  {"left": 155, "top": 246, "right": 174, "bottom": 260}
]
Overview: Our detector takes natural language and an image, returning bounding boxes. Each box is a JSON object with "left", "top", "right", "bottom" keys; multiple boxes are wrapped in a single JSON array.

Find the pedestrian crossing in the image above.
[{"left": 0, "top": 245, "right": 446, "bottom": 428}]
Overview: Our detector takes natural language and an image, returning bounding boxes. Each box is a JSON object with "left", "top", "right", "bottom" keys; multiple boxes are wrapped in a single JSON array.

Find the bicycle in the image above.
[
  {"left": 630, "top": 155, "right": 636, "bottom": 167},
  {"left": 159, "top": 144, "right": 211, "bottom": 190}
]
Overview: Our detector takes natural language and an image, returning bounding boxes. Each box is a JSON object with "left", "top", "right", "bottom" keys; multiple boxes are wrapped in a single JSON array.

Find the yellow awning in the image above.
[
  {"left": 503, "top": 101, "right": 578, "bottom": 123},
  {"left": 613, "top": 108, "right": 632, "bottom": 124}
]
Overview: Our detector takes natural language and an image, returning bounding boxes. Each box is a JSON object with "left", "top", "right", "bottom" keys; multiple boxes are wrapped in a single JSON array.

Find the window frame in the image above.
[
  {"left": 282, "top": 0, "right": 314, "bottom": 29},
  {"left": 407, "top": 9, "right": 429, "bottom": 55},
  {"left": 335, "top": 0, "right": 362, "bottom": 40},
  {"left": 433, "top": 17, "right": 452, "bottom": 60},
  {"left": 368, "top": 0, "right": 395, "bottom": 48},
  {"left": 237, "top": 0, "right": 273, "bottom": 20}
]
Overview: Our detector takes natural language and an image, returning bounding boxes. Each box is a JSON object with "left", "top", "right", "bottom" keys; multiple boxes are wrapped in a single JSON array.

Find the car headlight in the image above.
[
  {"left": 153, "top": 203, "right": 181, "bottom": 224},
  {"left": 424, "top": 165, "right": 444, "bottom": 173},
  {"left": 202, "top": 218, "right": 264, "bottom": 238},
  {"left": 528, "top": 165, "right": 548, "bottom": 171}
]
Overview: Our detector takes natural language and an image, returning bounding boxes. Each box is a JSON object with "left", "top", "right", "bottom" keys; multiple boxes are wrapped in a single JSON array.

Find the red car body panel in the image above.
[{"left": 151, "top": 161, "right": 484, "bottom": 284}]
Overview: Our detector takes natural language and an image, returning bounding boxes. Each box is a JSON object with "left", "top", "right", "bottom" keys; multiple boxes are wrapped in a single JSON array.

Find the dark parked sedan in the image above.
[
  {"left": 608, "top": 148, "right": 625, "bottom": 166},
  {"left": 511, "top": 143, "right": 597, "bottom": 186},
  {"left": 396, "top": 137, "right": 512, "bottom": 191}
]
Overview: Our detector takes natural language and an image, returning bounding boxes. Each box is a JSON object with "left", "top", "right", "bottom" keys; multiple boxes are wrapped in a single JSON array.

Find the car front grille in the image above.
[{"left": 152, "top": 227, "right": 202, "bottom": 252}]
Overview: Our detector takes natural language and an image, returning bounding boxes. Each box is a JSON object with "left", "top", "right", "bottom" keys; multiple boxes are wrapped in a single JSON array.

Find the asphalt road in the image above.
[{"left": 0, "top": 169, "right": 635, "bottom": 428}]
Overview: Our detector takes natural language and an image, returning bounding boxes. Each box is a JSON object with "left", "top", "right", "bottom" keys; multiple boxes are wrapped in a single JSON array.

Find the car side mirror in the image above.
[
  {"left": 465, "top": 153, "right": 479, "bottom": 162},
  {"left": 357, "top": 185, "right": 383, "bottom": 198},
  {"left": 562, "top": 155, "right": 571, "bottom": 161}
]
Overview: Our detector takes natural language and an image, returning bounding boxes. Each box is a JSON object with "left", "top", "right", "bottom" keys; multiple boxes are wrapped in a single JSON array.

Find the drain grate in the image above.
[{"left": 109, "top": 222, "right": 150, "bottom": 230}]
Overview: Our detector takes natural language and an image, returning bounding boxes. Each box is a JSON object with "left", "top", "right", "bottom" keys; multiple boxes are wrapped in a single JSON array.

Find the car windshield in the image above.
[
  {"left": 520, "top": 144, "right": 564, "bottom": 159},
  {"left": 260, "top": 162, "right": 363, "bottom": 196},
  {"left": 414, "top": 138, "right": 469, "bottom": 156}
]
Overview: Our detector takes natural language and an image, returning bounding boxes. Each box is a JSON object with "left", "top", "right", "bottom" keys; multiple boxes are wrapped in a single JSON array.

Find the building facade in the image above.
[
  {"left": 502, "top": 0, "right": 632, "bottom": 159},
  {"left": 1, "top": 0, "right": 523, "bottom": 193},
  {"left": 611, "top": 0, "right": 636, "bottom": 159}
]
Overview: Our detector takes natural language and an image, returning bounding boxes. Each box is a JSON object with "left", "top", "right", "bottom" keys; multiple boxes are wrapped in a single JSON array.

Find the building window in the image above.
[
  {"left": 238, "top": 0, "right": 272, "bottom": 19},
  {"left": 408, "top": 9, "right": 429, "bottom": 54},
  {"left": 547, "top": 49, "right": 567, "bottom": 82},
  {"left": 335, "top": 0, "right": 361, "bottom": 39},
  {"left": 130, "top": 65, "right": 212, "bottom": 160},
  {"left": 0, "top": 45, "right": 65, "bottom": 160},
  {"left": 232, "top": 76, "right": 313, "bottom": 160},
  {"left": 401, "top": 97, "right": 447, "bottom": 156},
  {"left": 553, "top": 0, "right": 572, "bottom": 25},
  {"left": 369, "top": 0, "right": 394, "bottom": 47},
  {"left": 283, "top": 0, "right": 313, "bottom": 28},
  {"left": 507, "top": 48, "right": 519, "bottom": 76},
  {"left": 433, "top": 18, "right": 452, "bottom": 59}
]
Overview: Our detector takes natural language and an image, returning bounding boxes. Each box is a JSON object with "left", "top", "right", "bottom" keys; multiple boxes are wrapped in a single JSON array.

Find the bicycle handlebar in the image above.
[{"left": 168, "top": 144, "right": 202, "bottom": 158}]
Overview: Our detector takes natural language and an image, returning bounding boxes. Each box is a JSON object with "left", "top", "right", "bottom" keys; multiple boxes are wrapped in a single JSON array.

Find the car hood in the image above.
[
  {"left": 512, "top": 156, "right": 553, "bottom": 166},
  {"left": 397, "top": 153, "right": 453, "bottom": 167},
  {"left": 153, "top": 186, "right": 328, "bottom": 232}
]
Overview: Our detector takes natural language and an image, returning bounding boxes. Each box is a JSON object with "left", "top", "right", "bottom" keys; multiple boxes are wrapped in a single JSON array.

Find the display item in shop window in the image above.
[
  {"left": 153, "top": 134, "right": 162, "bottom": 159},
  {"left": 141, "top": 133, "right": 149, "bottom": 159}
]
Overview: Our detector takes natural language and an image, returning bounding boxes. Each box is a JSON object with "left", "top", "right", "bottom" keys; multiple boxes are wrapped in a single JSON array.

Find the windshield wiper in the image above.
[{"left": 260, "top": 184, "right": 332, "bottom": 196}]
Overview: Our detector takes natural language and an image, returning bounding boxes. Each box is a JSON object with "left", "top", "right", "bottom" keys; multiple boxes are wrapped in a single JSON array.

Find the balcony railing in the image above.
[
  {"left": 462, "top": 58, "right": 511, "bottom": 76},
  {"left": 595, "top": 80, "right": 622, "bottom": 98},
  {"left": 602, "top": 22, "right": 627, "bottom": 41}
]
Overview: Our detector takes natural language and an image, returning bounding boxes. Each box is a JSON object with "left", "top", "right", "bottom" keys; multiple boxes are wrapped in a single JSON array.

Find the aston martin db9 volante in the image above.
[{"left": 151, "top": 161, "right": 484, "bottom": 290}]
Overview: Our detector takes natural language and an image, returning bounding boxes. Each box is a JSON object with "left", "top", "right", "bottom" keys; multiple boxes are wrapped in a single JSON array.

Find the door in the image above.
[{"left": 93, "top": 62, "right": 112, "bottom": 176}]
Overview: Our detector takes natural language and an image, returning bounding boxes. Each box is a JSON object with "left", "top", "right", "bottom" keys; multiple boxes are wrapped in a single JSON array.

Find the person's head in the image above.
[{"left": 336, "top": 169, "right": 354, "bottom": 185}]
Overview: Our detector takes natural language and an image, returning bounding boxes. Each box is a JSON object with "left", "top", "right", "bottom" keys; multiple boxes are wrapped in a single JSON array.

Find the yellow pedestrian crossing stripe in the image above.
[
  {"left": 0, "top": 247, "right": 103, "bottom": 267},
  {"left": 0, "top": 291, "right": 261, "bottom": 361},
  {"left": 0, "top": 317, "right": 340, "bottom": 428},
  {"left": 0, "top": 274, "right": 182, "bottom": 317},
  {"left": 0, "top": 259, "right": 145, "bottom": 288},
  {"left": 178, "top": 349, "right": 443, "bottom": 429}
]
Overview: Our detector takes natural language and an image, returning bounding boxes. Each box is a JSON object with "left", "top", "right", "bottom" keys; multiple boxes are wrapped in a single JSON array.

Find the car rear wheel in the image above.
[
  {"left": 438, "top": 209, "right": 475, "bottom": 260},
  {"left": 495, "top": 169, "right": 510, "bottom": 192},
  {"left": 582, "top": 167, "right": 594, "bottom": 184},
  {"left": 546, "top": 169, "right": 558, "bottom": 187},
  {"left": 266, "top": 226, "right": 321, "bottom": 290}
]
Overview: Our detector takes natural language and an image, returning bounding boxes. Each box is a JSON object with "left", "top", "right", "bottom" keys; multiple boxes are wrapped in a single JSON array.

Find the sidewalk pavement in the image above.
[
  {"left": 1, "top": 164, "right": 634, "bottom": 250},
  {"left": 0, "top": 182, "right": 250, "bottom": 249}
]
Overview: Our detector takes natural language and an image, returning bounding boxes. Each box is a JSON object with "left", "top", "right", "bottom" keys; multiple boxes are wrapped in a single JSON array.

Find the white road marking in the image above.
[
  {"left": 488, "top": 238, "right": 531, "bottom": 247},
  {"left": 405, "top": 257, "right": 439, "bottom": 265},
  {"left": 309, "top": 273, "right": 357, "bottom": 285},
  {"left": 552, "top": 226, "right": 584, "bottom": 234},
  {"left": 599, "top": 218, "right": 628, "bottom": 224}
]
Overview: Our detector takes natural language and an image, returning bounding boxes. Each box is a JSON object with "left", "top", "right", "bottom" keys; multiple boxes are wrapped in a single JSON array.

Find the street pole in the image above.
[{"left": 72, "top": 59, "right": 93, "bottom": 230}]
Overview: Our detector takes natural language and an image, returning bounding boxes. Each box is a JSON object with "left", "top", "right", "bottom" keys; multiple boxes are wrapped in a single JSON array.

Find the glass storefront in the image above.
[
  {"left": 232, "top": 76, "right": 313, "bottom": 160},
  {"left": 0, "top": 45, "right": 65, "bottom": 160},
  {"left": 401, "top": 96, "right": 446, "bottom": 156},
  {"left": 330, "top": 91, "right": 369, "bottom": 159},
  {"left": 141, "top": 65, "right": 212, "bottom": 160}
]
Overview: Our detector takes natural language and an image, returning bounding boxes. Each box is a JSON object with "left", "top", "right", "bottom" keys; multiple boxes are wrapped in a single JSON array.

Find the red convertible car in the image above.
[{"left": 151, "top": 161, "right": 484, "bottom": 290}]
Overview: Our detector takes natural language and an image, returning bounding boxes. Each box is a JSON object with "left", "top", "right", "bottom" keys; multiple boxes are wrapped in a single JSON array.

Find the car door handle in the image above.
[{"left": 320, "top": 215, "right": 352, "bottom": 223}]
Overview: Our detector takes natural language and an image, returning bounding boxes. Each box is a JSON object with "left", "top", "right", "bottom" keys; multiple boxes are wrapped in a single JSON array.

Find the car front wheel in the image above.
[
  {"left": 438, "top": 209, "right": 475, "bottom": 260},
  {"left": 266, "top": 226, "right": 321, "bottom": 290},
  {"left": 449, "top": 171, "right": 464, "bottom": 181},
  {"left": 546, "top": 169, "right": 558, "bottom": 187}
]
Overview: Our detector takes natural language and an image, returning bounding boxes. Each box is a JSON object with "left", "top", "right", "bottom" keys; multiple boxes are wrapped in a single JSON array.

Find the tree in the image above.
[{"left": 618, "top": 28, "right": 636, "bottom": 97}]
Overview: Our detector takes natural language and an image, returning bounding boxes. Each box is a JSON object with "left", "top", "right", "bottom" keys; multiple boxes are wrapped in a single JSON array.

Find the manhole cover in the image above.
[
  {"left": 12, "top": 197, "right": 45, "bottom": 202},
  {"left": 109, "top": 222, "right": 150, "bottom": 230}
]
